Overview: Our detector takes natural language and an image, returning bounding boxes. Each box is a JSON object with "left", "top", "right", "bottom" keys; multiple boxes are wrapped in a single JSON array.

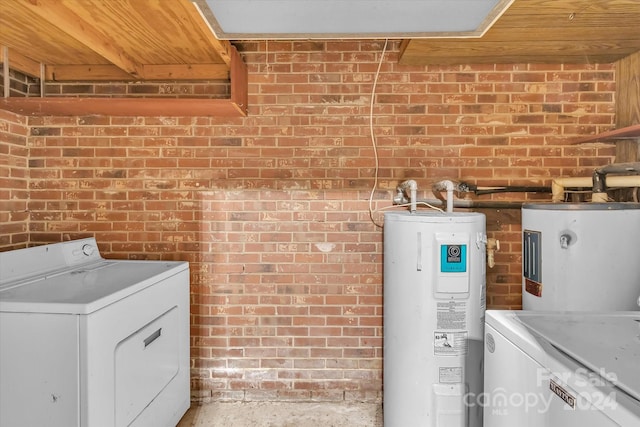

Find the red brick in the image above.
[{"left": 1, "top": 40, "right": 621, "bottom": 403}]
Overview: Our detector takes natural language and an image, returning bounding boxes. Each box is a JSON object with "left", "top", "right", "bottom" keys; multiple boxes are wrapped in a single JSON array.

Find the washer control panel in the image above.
[
  {"left": 1, "top": 238, "right": 103, "bottom": 286},
  {"left": 61, "top": 238, "right": 102, "bottom": 265}
]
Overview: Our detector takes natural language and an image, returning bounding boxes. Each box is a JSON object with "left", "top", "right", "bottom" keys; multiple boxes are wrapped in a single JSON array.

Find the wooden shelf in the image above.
[{"left": 572, "top": 124, "right": 640, "bottom": 144}]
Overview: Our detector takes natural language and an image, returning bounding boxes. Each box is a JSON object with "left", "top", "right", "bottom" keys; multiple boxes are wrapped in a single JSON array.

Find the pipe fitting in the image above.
[
  {"left": 592, "top": 162, "right": 640, "bottom": 202},
  {"left": 486, "top": 238, "right": 500, "bottom": 268},
  {"left": 592, "top": 170, "right": 607, "bottom": 195},
  {"left": 551, "top": 175, "right": 640, "bottom": 202},
  {"left": 432, "top": 180, "right": 456, "bottom": 213},
  {"left": 397, "top": 180, "right": 418, "bottom": 213}
]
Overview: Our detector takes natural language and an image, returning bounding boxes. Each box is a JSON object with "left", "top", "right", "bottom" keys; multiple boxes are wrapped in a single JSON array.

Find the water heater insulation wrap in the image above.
[
  {"left": 522, "top": 203, "right": 640, "bottom": 311},
  {"left": 383, "top": 211, "right": 486, "bottom": 427}
]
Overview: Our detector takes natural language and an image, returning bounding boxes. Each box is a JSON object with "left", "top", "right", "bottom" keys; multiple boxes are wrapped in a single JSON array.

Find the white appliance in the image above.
[
  {"left": 384, "top": 211, "right": 487, "bottom": 427},
  {"left": 522, "top": 203, "right": 640, "bottom": 311},
  {"left": 0, "top": 238, "right": 190, "bottom": 427},
  {"left": 484, "top": 310, "right": 640, "bottom": 427}
]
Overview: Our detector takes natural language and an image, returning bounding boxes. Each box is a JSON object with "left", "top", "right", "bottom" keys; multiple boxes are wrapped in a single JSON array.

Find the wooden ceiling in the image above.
[
  {"left": 401, "top": 0, "right": 640, "bottom": 65},
  {"left": 0, "top": 0, "right": 638, "bottom": 116},
  {"left": 0, "top": 0, "right": 234, "bottom": 81},
  {"left": 0, "top": 0, "right": 248, "bottom": 116},
  {"left": 2, "top": 0, "right": 639, "bottom": 79}
]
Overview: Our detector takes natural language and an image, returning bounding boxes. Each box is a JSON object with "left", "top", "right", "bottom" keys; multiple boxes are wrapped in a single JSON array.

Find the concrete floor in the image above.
[{"left": 177, "top": 402, "right": 383, "bottom": 427}]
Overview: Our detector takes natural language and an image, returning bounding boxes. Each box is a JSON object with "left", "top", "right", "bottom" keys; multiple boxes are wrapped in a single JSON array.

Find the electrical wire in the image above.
[
  {"left": 367, "top": 39, "right": 388, "bottom": 228},
  {"left": 378, "top": 202, "right": 445, "bottom": 213},
  {"left": 265, "top": 40, "right": 272, "bottom": 74},
  {"left": 365, "top": 40, "right": 445, "bottom": 226}
]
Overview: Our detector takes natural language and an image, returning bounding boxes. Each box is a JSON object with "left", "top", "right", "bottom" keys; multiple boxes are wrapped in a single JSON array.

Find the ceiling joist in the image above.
[
  {"left": 0, "top": 0, "right": 247, "bottom": 116},
  {"left": 0, "top": 47, "right": 41, "bottom": 78},
  {"left": 0, "top": 0, "right": 237, "bottom": 82},
  {"left": 0, "top": 43, "right": 248, "bottom": 117},
  {"left": 16, "top": 0, "right": 145, "bottom": 79},
  {"left": 186, "top": 1, "right": 234, "bottom": 67},
  {"left": 45, "top": 63, "right": 230, "bottom": 82}
]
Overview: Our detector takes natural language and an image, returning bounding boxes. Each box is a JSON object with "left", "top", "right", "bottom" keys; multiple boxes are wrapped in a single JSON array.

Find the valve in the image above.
[{"left": 487, "top": 238, "right": 500, "bottom": 268}]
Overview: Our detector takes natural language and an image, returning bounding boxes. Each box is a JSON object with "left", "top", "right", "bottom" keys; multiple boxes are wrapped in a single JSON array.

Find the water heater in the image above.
[
  {"left": 522, "top": 203, "right": 640, "bottom": 311},
  {"left": 384, "top": 211, "right": 486, "bottom": 427}
]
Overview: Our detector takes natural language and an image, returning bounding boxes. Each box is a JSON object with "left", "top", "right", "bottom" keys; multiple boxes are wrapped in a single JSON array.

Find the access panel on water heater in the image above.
[{"left": 435, "top": 233, "right": 470, "bottom": 294}]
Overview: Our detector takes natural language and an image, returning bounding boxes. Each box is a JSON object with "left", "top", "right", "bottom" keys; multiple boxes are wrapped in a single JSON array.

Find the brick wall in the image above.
[
  {"left": 0, "top": 109, "right": 29, "bottom": 250},
  {"left": 0, "top": 68, "right": 39, "bottom": 97},
  {"left": 0, "top": 40, "right": 618, "bottom": 402},
  {"left": 0, "top": 61, "right": 230, "bottom": 99},
  {"left": 44, "top": 80, "right": 231, "bottom": 98}
]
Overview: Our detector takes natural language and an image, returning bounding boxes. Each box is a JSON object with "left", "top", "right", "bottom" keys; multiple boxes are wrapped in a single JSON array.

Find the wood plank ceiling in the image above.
[
  {"left": 0, "top": 0, "right": 639, "bottom": 115},
  {"left": 0, "top": 0, "right": 247, "bottom": 116},
  {"left": 0, "top": 0, "right": 234, "bottom": 81},
  {"left": 400, "top": 0, "right": 640, "bottom": 65},
  {"left": 4, "top": 0, "right": 639, "bottom": 76}
]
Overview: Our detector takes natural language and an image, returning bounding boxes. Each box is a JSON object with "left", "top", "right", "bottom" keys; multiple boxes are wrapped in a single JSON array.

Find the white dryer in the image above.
[
  {"left": 484, "top": 310, "right": 640, "bottom": 427},
  {"left": 0, "top": 238, "right": 190, "bottom": 427}
]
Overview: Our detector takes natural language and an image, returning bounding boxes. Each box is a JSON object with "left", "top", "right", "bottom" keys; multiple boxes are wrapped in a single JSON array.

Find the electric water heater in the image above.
[
  {"left": 384, "top": 211, "right": 486, "bottom": 427},
  {"left": 522, "top": 202, "right": 640, "bottom": 311}
]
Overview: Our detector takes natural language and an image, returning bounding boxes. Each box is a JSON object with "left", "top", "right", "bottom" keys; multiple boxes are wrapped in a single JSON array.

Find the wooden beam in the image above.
[
  {"left": 483, "top": 24, "right": 639, "bottom": 43},
  {"left": 2, "top": 46, "right": 8, "bottom": 98},
  {"left": 45, "top": 64, "right": 133, "bottom": 81},
  {"left": 0, "top": 48, "right": 41, "bottom": 78},
  {"left": 488, "top": 13, "right": 640, "bottom": 30},
  {"left": 400, "top": 40, "right": 639, "bottom": 65},
  {"left": 499, "top": 0, "right": 640, "bottom": 15},
  {"left": 616, "top": 52, "right": 640, "bottom": 128},
  {"left": 19, "top": 0, "right": 145, "bottom": 79},
  {"left": 615, "top": 51, "right": 640, "bottom": 162},
  {"left": 399, "top": 52, "right": 634, "bottom": 66},
  {"left": 229, "top": 45, "right": 248, "bottom": 116},
  {"left": 187, "top": 0, "right": 233, "bottom": 66},
  {"left": 399, "top": 0, "right": 640, "bottom": 65},
  {"left": 39, "top": 62, "right": 45, "bottom": 98},
  {"left": 45, "top": 64, "right": 230, "bottom": 81},
  {"left": 143, "top": 64, "right": 229, "bottom": 81},
  {"left": 571, "top": 124, "right": 640, "bottom": 144},
  {"left": 0, "top": 97, "right": 246, "bottom": 117}
]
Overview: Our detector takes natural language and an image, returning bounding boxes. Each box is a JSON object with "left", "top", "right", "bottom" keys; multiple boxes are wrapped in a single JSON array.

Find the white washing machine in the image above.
[
  {"left": 483, "top": 310, "right": 640, "bottom": 427},
  {"left": 0, "top": 238, "right": 191, "bottom": 427}
]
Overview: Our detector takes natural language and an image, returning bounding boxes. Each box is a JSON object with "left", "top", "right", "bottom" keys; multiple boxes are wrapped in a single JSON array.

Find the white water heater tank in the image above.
[
  {"left": 522, "top": 203, "right": 640, "bottom": 311},
  {"left": 384, "top": 211, "right": 486, "bottom": 427}
]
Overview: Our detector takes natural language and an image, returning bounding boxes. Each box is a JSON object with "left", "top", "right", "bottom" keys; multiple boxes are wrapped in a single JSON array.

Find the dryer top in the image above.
[{"left": 0, "top": 239, "right": 187, "bottom": 314}]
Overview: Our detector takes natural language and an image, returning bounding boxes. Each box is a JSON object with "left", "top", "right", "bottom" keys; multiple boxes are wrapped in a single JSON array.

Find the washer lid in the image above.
[
  {"left": 487, "top": 310, "right": 640, "bottom": 402},
  {"left": 0, "top": 260, "right": 188, "bottom": 315},
  {"left": 522, "top": 202, "right": 640, "bottom": 211},
  {"left": 518, "top": 312, "right": 640, "bottom": 402}
]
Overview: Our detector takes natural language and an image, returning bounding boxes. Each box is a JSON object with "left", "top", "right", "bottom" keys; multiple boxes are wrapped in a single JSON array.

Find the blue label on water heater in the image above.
[{"left": 440, "top": 244, "right": 467, "bottom": 273}]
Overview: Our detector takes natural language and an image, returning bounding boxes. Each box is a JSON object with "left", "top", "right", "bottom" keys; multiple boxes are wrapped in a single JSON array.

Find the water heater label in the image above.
[
  {"left": 437, "top": 301, "right": 467, "bottom": 330},
  {"left": 434, "top": 331, "right": 468, "bottom": 356},
  {"left": 439, "top": 367, "right": 463, "bottom": 384},
  {"left": 440, "top": 244, "right": 467, "bottom": 273}
]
